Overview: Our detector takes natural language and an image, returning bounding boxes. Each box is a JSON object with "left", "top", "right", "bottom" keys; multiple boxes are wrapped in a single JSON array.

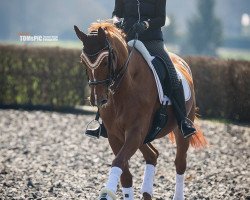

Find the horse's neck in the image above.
[
  {"left": 116, "top": 46, "right": 129, "bottom": 70},
  {"left": 111, "top": 48, "right": 156, "bottom": 106}
]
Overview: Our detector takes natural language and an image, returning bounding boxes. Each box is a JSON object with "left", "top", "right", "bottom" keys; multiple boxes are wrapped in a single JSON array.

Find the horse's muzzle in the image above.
[{"left": 90, "top": 96, "right": 108, "bottom": 107}]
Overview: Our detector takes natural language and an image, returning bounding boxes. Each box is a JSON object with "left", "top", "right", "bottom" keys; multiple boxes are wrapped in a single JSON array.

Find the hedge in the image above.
[
  {"left": 185, "top": 56, "right": 250, "bottom": 122},
  {"left": 0, "top": 44, "right": 249, "bottom": 122},
  {"left": 0, "top": 44, "right": 87, "bottom": 107}
]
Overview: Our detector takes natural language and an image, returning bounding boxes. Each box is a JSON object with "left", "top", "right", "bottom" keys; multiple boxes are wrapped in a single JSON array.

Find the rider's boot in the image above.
[
  {"left": 142, "top": 40, "right": 196, "bottom": 138},
  {"left": 170, "top": 82, "right": 196, "bottom": 138}
]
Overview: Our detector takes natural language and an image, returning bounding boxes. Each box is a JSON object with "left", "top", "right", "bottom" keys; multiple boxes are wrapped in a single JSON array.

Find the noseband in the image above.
[{"left": 80, "top": 35, "right": 134, "bottom": 93}]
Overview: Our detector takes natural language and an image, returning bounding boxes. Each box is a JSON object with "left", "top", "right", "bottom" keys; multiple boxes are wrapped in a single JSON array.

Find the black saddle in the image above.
[{"left": 143, "top": 56, "right": 169, "bottom": 144}]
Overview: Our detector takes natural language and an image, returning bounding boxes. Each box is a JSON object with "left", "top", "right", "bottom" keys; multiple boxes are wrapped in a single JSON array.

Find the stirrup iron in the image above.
[
  {"left": 85, "top": 119, "right": 102, "bottom": 139},
  {"left": 85, "top": 110, "right": 101, "bottom": 139},
  {"left": 180, "top": 117, "right": 196, "bottom": 139}
]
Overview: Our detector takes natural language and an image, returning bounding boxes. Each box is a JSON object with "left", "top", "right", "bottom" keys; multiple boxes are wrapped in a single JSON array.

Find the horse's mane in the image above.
[
  {"left": 89, "top": 21, "right": 127, "bottom": 47},
  {"left": 89, "top": 21, "right": 128, "bottom": 63}
]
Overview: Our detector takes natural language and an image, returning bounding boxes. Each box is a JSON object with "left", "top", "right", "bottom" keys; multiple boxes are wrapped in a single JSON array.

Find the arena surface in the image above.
[{"left": 0, "top": 109, "right": 249, "bottom": 199}]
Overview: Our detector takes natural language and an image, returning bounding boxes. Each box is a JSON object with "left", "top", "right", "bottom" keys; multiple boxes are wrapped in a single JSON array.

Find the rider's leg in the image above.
[{"left": 143, "top": 40, "right": 196, "bottom": 138}]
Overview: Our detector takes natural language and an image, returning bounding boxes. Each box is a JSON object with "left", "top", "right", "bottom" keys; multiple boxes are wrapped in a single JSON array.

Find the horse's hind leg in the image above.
[
  {"left": 139, "top": 143, "right": 159, "bottom": 200},
  {"left": 173, "top": 105, "right": 195, "bottom": 200},
  {"left": 173, "top": 128, "right": 189, "bottom": 200}
]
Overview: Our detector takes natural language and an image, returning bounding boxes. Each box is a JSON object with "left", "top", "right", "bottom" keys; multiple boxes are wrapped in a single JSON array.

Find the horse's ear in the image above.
[
  {"left": 74, "top": 25, "right": 87, "bottom": 42},
  {"left": 98, "top": 27, "right": 106, "bottom": 41}
]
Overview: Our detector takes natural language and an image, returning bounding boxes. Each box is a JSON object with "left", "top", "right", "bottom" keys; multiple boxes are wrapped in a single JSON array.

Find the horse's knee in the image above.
[
  {"left": 112, "top": 157, "right": 126, "bottom": 169},
  {"left": 140, "top": 144, "right": 159, "bottom": 166}
]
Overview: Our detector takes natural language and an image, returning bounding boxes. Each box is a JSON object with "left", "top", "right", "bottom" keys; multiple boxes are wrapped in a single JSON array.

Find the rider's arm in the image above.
[
  {"left": 146, "top": 0, "right": 166, "bottom": 29},
  {"left": 112, "top": 0, "right": 124, "bottom": 18}
]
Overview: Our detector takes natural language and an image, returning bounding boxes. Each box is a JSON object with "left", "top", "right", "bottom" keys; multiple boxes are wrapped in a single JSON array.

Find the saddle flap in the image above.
[{"left": 128, "top": 40, "right": 191, "bottom": 104}]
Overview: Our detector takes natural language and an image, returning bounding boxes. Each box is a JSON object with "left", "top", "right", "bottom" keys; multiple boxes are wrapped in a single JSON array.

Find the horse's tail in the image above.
[
  {"left": 168, "top": 116, "right": 208, "bottom": 149},
  {"left": 189, "top": 115, "right": 208, "bottom": 148}
]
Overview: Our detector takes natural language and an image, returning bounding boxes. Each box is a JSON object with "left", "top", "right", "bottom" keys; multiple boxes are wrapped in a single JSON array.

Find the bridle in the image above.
[
  {"left": 81, "top": 41, "right": 114, "bottom": 86},
  {"left": 80, "top": 34, "right": 135, "bottom": 94}
]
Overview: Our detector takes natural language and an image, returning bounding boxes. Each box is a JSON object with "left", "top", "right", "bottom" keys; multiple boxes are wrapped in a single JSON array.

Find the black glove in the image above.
[
  {"left": 114, "top": 21, "right": 123, "bottom": 29},
  {"left": 132, "top": 22, "right": 148, "bottom": 34}
]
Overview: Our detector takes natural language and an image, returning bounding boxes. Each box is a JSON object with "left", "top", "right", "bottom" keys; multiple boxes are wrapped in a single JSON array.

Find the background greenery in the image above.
[
  {"left": 0, "top": 44, "right": 249, "bottom": 122},
  {"left": 0, "top": 44, "right": 87, "bottom": 107}
]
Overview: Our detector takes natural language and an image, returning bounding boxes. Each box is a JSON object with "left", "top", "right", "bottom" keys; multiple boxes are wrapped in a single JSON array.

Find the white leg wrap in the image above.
[
  {"left": 173, "top": 174, "right": 185, "bottom": 200},
  {"left": 106, "top": 167, "right": 123, "bottom": 193},
  {"left": 140, "top": 164, "right": 155, "bottom": 197},
  {"left": 122, "top": 187, "right": 134, "bottom": 200},
  {"left": 99, "top": 188, "right": 116, "bottom": 200},
  {"left": 99, "top": 167, "right": 122, "bottom": 200}
]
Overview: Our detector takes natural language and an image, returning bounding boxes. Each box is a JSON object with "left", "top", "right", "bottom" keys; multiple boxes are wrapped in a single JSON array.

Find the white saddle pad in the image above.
[{"left": 128, "top": 40, "right": 191, "bottom": 105}]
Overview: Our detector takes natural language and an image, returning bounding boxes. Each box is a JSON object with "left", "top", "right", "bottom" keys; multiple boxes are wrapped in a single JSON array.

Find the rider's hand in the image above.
[
  {"left": 132, "top": 21, "right": 148, "bottom": 34},
  {"left": 114, "top": 21, "right": 123, "bottom": 29},
  {"left": 113, "top": 16, "right": 124, "bottom": 29}
]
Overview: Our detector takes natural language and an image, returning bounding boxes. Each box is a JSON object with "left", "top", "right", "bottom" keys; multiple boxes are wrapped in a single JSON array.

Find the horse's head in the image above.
[{"left": 74, "top": 25, "right": 117, "bottom": 107}]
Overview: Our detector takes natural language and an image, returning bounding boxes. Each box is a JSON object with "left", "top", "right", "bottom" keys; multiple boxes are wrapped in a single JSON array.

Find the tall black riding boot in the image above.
[{"left": 170, "top": 83, "right": 196, "bottom": 138}]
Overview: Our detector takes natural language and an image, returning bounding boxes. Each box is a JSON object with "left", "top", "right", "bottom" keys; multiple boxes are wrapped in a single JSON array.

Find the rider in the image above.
[
  {"left": 86, "top": 0, "right": 196, "bottom": 139},
  {"left": 112, "top": 0, "right": 196, "bottom": 138}
]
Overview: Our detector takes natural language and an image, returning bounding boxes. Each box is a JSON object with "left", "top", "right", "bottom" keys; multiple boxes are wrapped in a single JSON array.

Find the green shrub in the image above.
[
  {"left": 0, "top": 44, "right": 87, "bottom": 107},
  {"left": 0, "top": 44, "right": 249, "bottom": 122},
  {"left": 184, "top": 56, "right": 250, "bottom": 122}
]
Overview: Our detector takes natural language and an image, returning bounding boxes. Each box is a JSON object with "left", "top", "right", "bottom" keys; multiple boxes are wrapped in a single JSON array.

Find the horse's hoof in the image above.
[
  {"left": 99, "top": 188, "right": 116, "bottom": 200},
  {"left": 142, "top": 192, "right": 152, "bottom": 200},
  {"left": 99, "top": 192, "right": 109, "bottom": 200}
]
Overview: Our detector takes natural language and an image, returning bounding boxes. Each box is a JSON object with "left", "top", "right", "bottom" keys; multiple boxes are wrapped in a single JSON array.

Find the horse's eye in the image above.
[{"left": 103, "top": 60, "right": 108, "bottom": 66}]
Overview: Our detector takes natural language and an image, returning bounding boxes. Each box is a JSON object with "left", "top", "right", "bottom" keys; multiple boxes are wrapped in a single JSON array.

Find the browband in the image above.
[{"left": 81, "top": 50, "right": 109, "bottom": 69}]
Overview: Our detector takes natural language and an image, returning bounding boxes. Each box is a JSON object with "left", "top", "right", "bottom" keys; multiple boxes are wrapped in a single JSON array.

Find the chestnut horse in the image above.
[{"left": 74, "top": 22, "right": 207, "bottom": 200}]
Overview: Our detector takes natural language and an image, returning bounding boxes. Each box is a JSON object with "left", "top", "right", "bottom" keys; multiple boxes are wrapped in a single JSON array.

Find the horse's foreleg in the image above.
[
  {"left": 100, "top": 130, "right": 141, "bottom": 200},
  {"left": 173, "top": 128, "right": 190, "bottom": 200},
  {"left": 121, "top": 162, "right": 134, "bottom": 200},
  {"left": 99, "top": 136, "right": 124, "bottom": 200},
  {"left": 139, "top": 143, "right": 159, "bottom": 200}
]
